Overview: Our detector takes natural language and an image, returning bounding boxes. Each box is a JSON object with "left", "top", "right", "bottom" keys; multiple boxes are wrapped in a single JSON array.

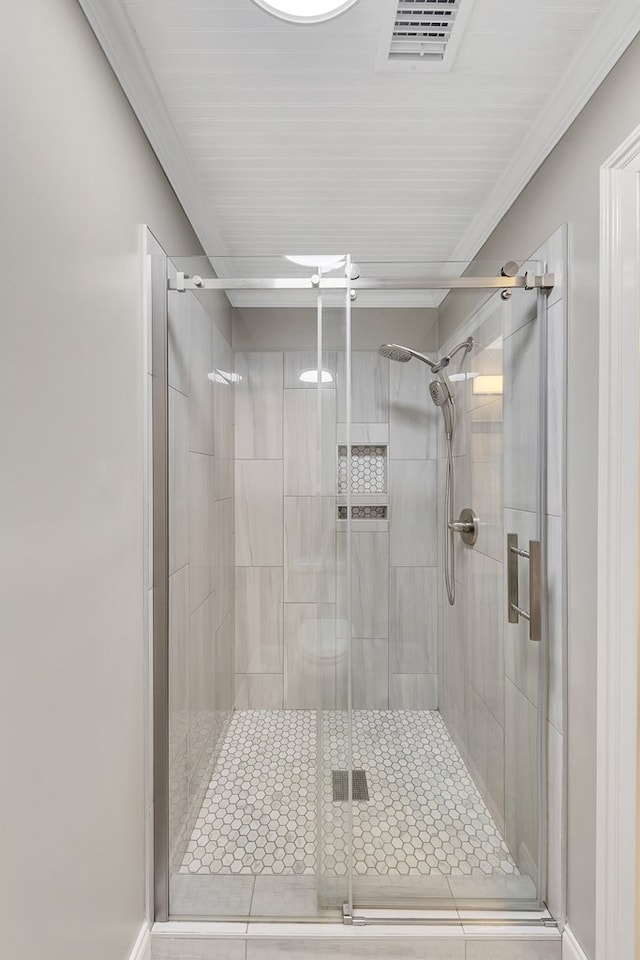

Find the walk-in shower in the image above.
[
  {"left": 149, "top": 252, "right": 562, "bottom": 926},
  {"left": 378, "top": 337, "right": 473, "bottom": 604}
]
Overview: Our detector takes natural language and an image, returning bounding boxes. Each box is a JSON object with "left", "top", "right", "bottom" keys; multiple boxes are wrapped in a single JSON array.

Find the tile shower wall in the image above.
[
  {"left": 167, "top": 272, "right": 235, "bottom": 870},
  {"left": 234, "top": 350, "right": 440, "bottom": 710},
  {"left": 438, "top": 228, "right": 567, "bottom": 911}
]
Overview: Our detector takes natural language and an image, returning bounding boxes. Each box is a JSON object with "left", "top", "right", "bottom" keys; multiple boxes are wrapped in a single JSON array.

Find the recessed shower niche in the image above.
[
  {"left": 337, "top": 441, "right": 388, "bottom": 521},
  {"left": 337, "top": 444, "right": 387, "bottom": 495}
]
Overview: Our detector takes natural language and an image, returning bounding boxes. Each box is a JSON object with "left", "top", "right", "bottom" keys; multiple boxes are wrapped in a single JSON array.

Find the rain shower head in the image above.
[
  {"left": 378, "top": 343, "right": 413, "bottom": 363},
  {"left": 378, "top": 343, "right": 437, "bottom": 370}
]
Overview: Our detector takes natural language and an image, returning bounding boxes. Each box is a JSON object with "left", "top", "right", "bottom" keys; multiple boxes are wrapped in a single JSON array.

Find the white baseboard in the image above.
[
  {"left": 128, "top": 922, "right": 151, "bottom": 960},
  {"left": 563, "top": 926, "right": 590, "bottom": 960}
]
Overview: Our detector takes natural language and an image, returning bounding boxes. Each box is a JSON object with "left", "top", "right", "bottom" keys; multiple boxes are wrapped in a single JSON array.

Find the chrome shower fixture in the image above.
[
  {"left": 428, "top": 379, "right": 450, "bottom": 407},
  {"left": 379, "top": 336, "right": 474, "bottom": 606},
  {"left": 378, "top": 337, "right": 472, "bottom": 375},
  {"left": 377, "top": 343, "right": 438, "bottom": 369}
]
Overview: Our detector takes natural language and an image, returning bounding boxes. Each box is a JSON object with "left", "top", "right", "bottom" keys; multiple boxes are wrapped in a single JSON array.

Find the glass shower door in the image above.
[
  {"left": 316, "top": 267, "right": 354, "bottom": 915},
  {"left": 344, "top": 267, "right": 548, "bottom": 912}
]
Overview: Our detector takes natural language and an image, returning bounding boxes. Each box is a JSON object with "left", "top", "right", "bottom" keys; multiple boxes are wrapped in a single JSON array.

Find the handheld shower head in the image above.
[
  {"left": 429, "top": 377, "right": 455, "bottom": 440},
  {"left": 378, "top": 343, "right": 437, "bottom": 370},
  {"left": 428, "top": 380, "right": 449, "bottom": 407}
]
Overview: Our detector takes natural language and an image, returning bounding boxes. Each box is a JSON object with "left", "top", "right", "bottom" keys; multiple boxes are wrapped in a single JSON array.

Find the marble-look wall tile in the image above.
[
  {"left": 467, "top": 685, "right": 505, "bottom": 832},
  {"left": 337, "top": 532, "right": 389, "bottom": 639},
  {"left": 215, "top": 612, "right": 235, "bottom": 718},
  {"left": 284, "top": 496, "right": 335, "bottom": 603},
  {"left": 167, "top": 736, "right": 189, "bottom": 870},
  {"left": 235, "top": 352, "right": 283, "bottom": 459},
  {"left": 283, "top": 388, "right": 336, "bottom": 496},
  {"left": 189, "top": 452, "right": 216, "bottom": 613},
  {"left": 439, "top": 683, "right": 468, "bottom": 760},
  {"left": 389, "top": 673, "right": 437, "bottom": 709},
  {"left": 467, "top": 549, "right": 504, "bottom": 726},
  {"left": 389, "top": 356, "right": 438, "bottom": 459},
  {"left": 504, "top": 508, "right": 539, "bottom": 707},
  {"left": 215, "top": 456, "right": 234, "bottom": 502},
  {"left": 503, "top": 317, "right": 539, "bottom": 514},
  {"left": 235, "top": 673, "right": 283, "bottom": 710},
  {"left": 505, "top": 678, "right": 538, "bottom": 881},
  {"left": 546, "top": 300, "right": 565, "bottom": 518},
  {"left": 352, "top": 638, "right": 389, "bottom": 709},
  {"left": 235, "top": 567, "right": 283, "bottom": 674},
  {"left": 284, "top": 350, "right": 337, "bottom": 388},
  {"left": 389, "top": 460, "right": 437, "bottom": 566},
  {"left": 188, "top": 296, "right": 214, "bottom": 455},
  {"left": 169, "top": 564, "right": 189, "bottom": 761},
  {"left": 188, "top": 591, "right": 216, "bottom": 782},
  {"left": 338, "top": 422, "right": 389, "bottom": 445},
  {"left": 546, "top": 721, "right": 564, "bottom": 921},
  {"left": 470, "top": 398, "right": 503, "bottom": 564},
  {"left": 337, "top": 351, "right": 389, "bottom": 423},
  {"left": 167, "top": 286, "right": 189, "bottom": 397},
  {"left": 284, "top": 603, "right": 320, "bottom": 709},
  {"left": 546, "top": 514, "right": 564, "bottom": 734},
  {"left": 441, "top": 580, "right": 466, "bottom": 714},
  {"left": 389, "top": 567, "right": 437, "bottom": 674},
  {"left": 215, "top": 496, "right": 234, "bottom": 629},
  {"left": 212, "top": 326, "right": 235, "bottom": 463},
  {"left": 169, "top": 386, "right": 189, "bottom": 574},
  {"left": 235, "top": 460, "right": 283, "bottom": 567}
]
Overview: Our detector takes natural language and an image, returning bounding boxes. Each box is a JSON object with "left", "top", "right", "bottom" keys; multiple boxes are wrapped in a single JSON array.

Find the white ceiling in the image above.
[{"left": 82, "top": 0, "right": 640, "bottom": 298}]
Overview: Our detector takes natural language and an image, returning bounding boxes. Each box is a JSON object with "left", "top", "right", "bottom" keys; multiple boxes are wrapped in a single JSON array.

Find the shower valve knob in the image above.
[{"left": 448, "top": 508, "right": 479, "bottom": 546}]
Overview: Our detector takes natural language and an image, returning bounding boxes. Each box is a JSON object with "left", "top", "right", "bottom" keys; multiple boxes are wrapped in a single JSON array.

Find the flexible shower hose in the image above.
[{"left": 444, "top": 411, "right": 456, "bottom": 606}]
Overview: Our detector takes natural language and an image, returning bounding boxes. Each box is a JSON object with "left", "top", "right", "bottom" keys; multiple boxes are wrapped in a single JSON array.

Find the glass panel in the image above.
[
  {"left": 158, "top": 254, "right": 549, "bottom": 920},
  {"left": 316, "top": 287, "right": 352, "bottom": 915},
  {"left": 164, "top": 255, "right": 238, "bottom": 919},
  {"left": 346, "top": 269, "right": 545, "bottom": 911},
  {"left": 163, "top": 257, "right": 352, "bottom": 920}
]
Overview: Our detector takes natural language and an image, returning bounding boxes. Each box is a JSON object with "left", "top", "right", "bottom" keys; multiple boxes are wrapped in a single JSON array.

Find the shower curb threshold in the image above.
[{"left": 151, "top": 916, "right": 561, "bottom": 940}]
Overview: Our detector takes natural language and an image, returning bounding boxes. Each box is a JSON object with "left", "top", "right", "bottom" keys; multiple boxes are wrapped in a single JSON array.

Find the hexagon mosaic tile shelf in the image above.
[
  {"left": 181, "top": 710, "right": 518, "bottom": 879},
  {"left": 337, "top": 445, "right": 387, "bottom": 495}
]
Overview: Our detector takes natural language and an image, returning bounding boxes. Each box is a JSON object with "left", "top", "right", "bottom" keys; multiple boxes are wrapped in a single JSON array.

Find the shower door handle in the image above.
[
  {"left": 507, "top": 534, "right": 542, "bottom": 642},
  {"left": 528, "top": 540, "right": 542, "bottom": 643}
]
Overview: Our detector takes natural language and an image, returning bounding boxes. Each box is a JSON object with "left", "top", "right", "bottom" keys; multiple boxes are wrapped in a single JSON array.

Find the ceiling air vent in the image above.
[{"left": 376, "top": 0, "right": 476, "bottom": 72}]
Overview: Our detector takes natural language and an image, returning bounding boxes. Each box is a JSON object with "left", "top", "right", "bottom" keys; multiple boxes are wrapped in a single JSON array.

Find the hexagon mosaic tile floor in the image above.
[{"left": 180, "top": 709, "right": 519, "bottom": 879}]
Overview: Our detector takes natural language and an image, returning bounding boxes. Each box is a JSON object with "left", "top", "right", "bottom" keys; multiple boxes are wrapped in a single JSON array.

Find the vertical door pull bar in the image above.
[
  {"left": 507, "top": 533, "right": 520, "bottom": 624},
  {"left": 528, "top": 539, "right": 542, "bottom": 643},
  {"left": 507, "top": 534, "right": 542, "bottom": 642}
]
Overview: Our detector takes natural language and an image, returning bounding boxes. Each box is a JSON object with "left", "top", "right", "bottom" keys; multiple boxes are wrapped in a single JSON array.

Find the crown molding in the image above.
[
  {"left": 77, "top": 0, "right": 227, "bottom": 259},
  {"left": 452, "top": 0, "right": 640, "bottom": 262}
]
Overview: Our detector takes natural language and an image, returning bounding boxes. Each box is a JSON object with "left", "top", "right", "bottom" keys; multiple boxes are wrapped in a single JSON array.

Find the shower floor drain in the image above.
[{"left": 332, "top": 769, "right": 369, "bottom": 801}]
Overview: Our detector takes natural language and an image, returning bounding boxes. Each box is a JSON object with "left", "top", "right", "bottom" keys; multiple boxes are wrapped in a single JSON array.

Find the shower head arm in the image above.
[
  {"left": 430, "top": 337, "right": 473, "bottom": 373},
  {"left": 406, "top": 348, "right": 438, "bottom": 371}
]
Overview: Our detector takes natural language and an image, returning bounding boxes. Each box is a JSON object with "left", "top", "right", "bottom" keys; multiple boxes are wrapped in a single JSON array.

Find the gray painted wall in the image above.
[
  {"left": 0, "top": 2, "right": 230, "bottom": 958},
  {"left": 438, "top": 33, "right": 640, "bottom": 959}
]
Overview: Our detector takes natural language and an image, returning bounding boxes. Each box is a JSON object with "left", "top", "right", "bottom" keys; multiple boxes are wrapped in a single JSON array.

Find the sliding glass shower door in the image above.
[{"left": 155, "top": 253, "right": 552, "bottom": 921}]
